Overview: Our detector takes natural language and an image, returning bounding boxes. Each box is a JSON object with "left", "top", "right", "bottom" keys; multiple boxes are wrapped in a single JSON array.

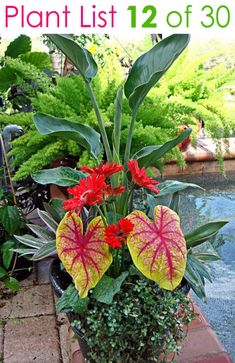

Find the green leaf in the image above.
[
  {"left": 192, "top": 252, "right": 220, "bottom": 262},
  {"left": 184, "top": 257, "right": 206, "bottom": 301},
  {"left": 32, "top": 166, "right": 85, "bottom": 187},
  {"left": 13, "top": 248, "right": 38, "bottom": 258},
  {"left": 5, "top": 35, "right": 31, "bottom": 58},
  {"left": 14, "top": 234, "right": 44, "bottom": 249},
  {"left": 43, "top": 200, "right": 65, "bottom": 222},
  {"left": 169, "top": 192, "right": 180, "bottom": 214},
  {"left": 0, "top": 206, "right": 21, "bottom": 235},
  {"left": 50, "top": 199, "right": 66, "bottom": 219},
  {"left": 125, "top": 34, "right": 190, "bottom": 112},
  {"left": 56, "top": 284, "right": 89, "bottom": 315},
  {"left": 32, "top": 241, "right": 56, "bottom": 260},
  {"left": 4, "top": 277, "right": 20, "bottom": 292},
  {"left": 47, "top": 34, "right": 97, "bottom": 81},
  {"left": 133, "top": 128, "right": 192, "bottom": 168},
  {"left": 26, "top": 224, "right": 55, "bottom": 241},
  {"left": 93, "top": 272, "right": 129, "bottom": 305},
  {"left": 1, "top": 240, "right": 15, "bottom": 269},
  {"left": 34, "top": 113, "right": 102, "bottom": 158},
  {"left": 37, "top": 209, "right": 58, "bottom": 233},
  {"left": 185, "top": 221, "right": 228, "bottom": 248},
  {"left": 20, "top": 52, "right": 51, "bottom": 70},
  {"left": 187, "top": 254, "right": 213, "bottom": 283},
  {"left": 0, "top": 267, "right": 7, "bottom": 279},
  {"left": 157, "top": 180, "right": 203, "bottom": 197},
  {"left": 0, "top": 66, "right": 17, "bottom": 92},
  {"left": 0, "top": 188, "right": 4, "bottom": 200}
]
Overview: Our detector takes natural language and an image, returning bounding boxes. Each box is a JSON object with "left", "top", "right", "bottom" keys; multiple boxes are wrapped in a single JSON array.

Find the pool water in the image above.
[{"left": 179, "top": 185, "right": 235, "bottom": 361}]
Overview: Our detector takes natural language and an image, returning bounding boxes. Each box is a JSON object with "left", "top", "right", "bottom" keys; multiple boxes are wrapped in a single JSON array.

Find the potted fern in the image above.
[{"left": 15, "top": 34, "right": 228, "bottom": 362}]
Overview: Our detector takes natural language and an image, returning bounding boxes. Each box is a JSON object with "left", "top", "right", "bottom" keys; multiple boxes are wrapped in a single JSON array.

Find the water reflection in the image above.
[{"left": 179, "top": 186, "right": 235, "bottom": 361}]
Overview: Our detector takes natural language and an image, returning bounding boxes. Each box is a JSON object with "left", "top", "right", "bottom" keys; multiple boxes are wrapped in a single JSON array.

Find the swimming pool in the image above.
[{"left": 179, "top": 182, "right": 235, "bottom": 361}]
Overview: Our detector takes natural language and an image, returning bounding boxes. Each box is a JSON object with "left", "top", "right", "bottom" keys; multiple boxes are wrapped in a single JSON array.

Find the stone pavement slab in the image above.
[
  {"left": 4, "top": 316, "right": 61, "bottom": 363},
  {"left": 58, "top": 315, "right": 71, "bottom": 363},
  {"left": 10, "top": 284, "right": 55, "bottom": 318}
]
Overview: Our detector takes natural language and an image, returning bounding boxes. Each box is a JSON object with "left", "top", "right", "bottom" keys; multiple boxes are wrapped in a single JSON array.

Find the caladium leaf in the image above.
[
  {"left": 127, "top": 206, "right": 186, "bottom": 290},
  {"left": 56, "top": 213, "right": 113, "bottom": 298}
]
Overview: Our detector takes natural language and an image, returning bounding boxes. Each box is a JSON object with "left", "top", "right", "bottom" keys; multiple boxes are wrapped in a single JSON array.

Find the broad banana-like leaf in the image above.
[
  {"left": 127, "top": 206, "right": 186, "bottom": 290},
  {"left": 47, "top": 34, "right": 97, "bottom": 81},
  {"left": 32, "top": 166, "right": 86, "bottom": 187},
  {"left": 125, "top": 34, "right": 190, "bottom": 112},
  {"left": 56, "top": 213, "right": 112, "bottom": 298},
  {"left": 34, "top": 113, "right": 102, "bottom": 158}
]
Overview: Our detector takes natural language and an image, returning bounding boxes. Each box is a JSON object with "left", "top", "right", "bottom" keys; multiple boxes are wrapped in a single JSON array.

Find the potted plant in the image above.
[{"left": 15, "top": 34, "right": 228, "bottom": 362}]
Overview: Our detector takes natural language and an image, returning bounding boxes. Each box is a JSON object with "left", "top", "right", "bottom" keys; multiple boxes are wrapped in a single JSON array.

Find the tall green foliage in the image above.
[{"left": 1, "top": 38, "right": 235, "bottom": 181}]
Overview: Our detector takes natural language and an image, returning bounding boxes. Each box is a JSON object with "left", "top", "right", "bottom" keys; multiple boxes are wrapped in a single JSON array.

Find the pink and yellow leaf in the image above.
[
  {"left": 56, "top": 213, "right": 112, "bottom": 298},
  {"left": 127, "top": 206, "right": 186, "bottom": 290}
]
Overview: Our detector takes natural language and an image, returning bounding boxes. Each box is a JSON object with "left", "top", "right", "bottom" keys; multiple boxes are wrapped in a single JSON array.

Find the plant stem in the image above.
[
  {"left": 0, "top": 135, "right": 17, "bottom": 205},
  {"left": 86, "top": 82, "right": 113, "bottom": 163},
  {"left": 124, "top": 110, "right": 137, "bottom": 169},
  {"left": 114, "top": 248, "right": 120, "bottom": 277},
  {"left": 128, "top": 189, "right": 134, "bottom": 214},
  {"left": 97, "top": 206, "right": 108, "bottom": 227},
  {"left": 112, "top": 202, "right": 117, "bottom": 224},
  {"left": 102, "top": 202, "right": 109, "bottom": 223}
]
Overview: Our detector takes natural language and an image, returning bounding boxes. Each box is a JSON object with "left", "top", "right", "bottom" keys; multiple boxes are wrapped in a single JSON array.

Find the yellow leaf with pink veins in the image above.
[
  {"left": 127, "top": 206, "right": 186, "bottom": 290},
  {"left": 56, "top": 213, "right": 112, "bottom": 298}
]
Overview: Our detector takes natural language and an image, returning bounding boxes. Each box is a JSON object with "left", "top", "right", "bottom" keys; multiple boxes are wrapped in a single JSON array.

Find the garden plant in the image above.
[
  {"left": 13, "top": 34, "right": 230, "bottom": 362},
  {"left": 1, "top": 35, "right": 235, "bottom": 180}
]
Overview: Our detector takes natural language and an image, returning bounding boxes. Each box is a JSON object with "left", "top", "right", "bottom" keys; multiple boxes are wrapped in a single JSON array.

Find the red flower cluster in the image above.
[
  {"left": 128, "top": 160, "right": 160, "bottom": 194},
  {"left": 105, "top": 218, "right": 134, "bottom": 249},
  {"left": 81, "top": 162, "right": 123, "bottom": 177},
  {"left": 63, "top": 162, "right": 125, "bottom": 214},
  {"left": 63, "top": 174, "right": 106, "bottom": 214}
]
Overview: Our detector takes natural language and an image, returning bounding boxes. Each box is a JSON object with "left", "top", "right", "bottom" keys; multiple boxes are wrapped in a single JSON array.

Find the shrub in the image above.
[{"left": 72, "top": 279, "right": 195, "bottom": 363}]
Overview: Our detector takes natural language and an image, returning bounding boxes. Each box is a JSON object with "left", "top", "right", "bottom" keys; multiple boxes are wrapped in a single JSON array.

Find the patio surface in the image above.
[{"left": 0, "top": 261, "right": 233, "bottom": 363}]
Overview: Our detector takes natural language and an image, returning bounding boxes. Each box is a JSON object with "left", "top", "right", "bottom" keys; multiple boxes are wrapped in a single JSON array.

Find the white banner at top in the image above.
[{"left": 0, "top": 0, "right": 234, "bottom": 38}]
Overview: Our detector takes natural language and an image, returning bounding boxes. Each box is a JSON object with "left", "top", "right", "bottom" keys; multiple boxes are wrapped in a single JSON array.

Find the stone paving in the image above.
[
  {"left": 0, "top": 261, "right": 71, "bottom": 363},
  {"left": 0, "top": 261, "right": 233, "bottom": 363}
]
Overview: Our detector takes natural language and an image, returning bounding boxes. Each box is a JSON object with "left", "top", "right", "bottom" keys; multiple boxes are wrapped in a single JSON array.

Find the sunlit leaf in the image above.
[
  {"left": 5, "top": 35, "right": 31, "bottom": 58},
  {"left": 56, "top": 213, "right": 112, "bottom": 298},
  {"left": 127, "top": 206, "right": 186, "bottom": 290},
  {"left": 20, "top": 52, "right": 51, "bottom": 70},
  {"left": 47, "top": 34, "right": 97, "bottom": 81},
  {"left": 4, "top": 277, "right": 20, "bottom": 292}
]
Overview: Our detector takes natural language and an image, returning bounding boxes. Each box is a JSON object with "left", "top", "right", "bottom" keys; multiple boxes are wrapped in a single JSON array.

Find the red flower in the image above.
[
  {"left": 104, "top": 185, "right": 126, "bottom": 197},
  {"left": 63, "top": 174, "right": 107, "bottom": 214},
  {"left": 105, "top": 218, "right": 134, "bottom": 249},
  {"left": 81, "top": 162, "right": 124, "bottom": 178},
  {"left": 128, "top": 160, "right": 160, "bottom": 194}
]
